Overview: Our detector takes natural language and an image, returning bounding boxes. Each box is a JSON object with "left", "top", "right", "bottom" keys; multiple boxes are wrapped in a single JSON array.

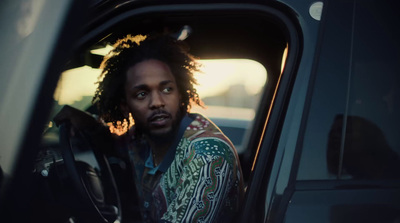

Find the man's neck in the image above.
[{"left": 145, "top": 130, "right": 177, "bottom": 166}]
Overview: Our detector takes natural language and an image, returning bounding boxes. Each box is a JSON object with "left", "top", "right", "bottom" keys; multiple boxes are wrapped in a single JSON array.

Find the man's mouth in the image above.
[{"left": 148, "top": 112, "right": 171, "bottom": 127}]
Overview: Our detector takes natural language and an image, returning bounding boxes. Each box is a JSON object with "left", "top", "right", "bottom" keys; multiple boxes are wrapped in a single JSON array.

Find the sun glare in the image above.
[
  {"left": 196, "top": 59, "right": 267, "bottom": 97},
  {"left": 54, "top": 66, "right": 101, "bottom": 105}
]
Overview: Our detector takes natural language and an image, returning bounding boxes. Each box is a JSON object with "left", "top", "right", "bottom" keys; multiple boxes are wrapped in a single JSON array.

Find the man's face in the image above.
[{"left": 122, "top": 59, "right": 182, "bottom": 139}]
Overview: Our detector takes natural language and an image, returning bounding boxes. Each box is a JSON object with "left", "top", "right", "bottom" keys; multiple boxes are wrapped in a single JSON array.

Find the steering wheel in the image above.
[{"left": 58, "top": 123, "right": 121, "bottom": 223}]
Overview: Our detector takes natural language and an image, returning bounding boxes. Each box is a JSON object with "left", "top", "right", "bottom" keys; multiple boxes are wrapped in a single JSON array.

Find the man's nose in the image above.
[{"left": 149, "top": 91, "right": 165, "bottom": 109}]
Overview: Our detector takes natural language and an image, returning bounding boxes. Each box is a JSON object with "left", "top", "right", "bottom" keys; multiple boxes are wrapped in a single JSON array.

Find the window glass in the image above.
[{"left": 298, "top": 0, "right": 400, "bottom": 180}]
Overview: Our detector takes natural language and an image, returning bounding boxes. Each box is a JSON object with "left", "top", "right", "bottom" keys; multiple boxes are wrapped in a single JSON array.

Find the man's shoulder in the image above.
[
  {"left": 184, "top": 113, "right": 230, "bottom": 143},
  {"left": 179, "top": 113, "right": 237, "bottom": 162}
]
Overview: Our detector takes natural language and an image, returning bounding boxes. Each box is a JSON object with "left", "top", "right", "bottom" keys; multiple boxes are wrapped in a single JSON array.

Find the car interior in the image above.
[{"left": 32, "top": 5, "right": 290, "bottom": 222}]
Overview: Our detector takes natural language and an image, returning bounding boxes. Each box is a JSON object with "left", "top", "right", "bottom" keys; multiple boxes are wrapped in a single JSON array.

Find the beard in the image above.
[{"left": 134, "top": 108, "right": 183, "bottom": 144}]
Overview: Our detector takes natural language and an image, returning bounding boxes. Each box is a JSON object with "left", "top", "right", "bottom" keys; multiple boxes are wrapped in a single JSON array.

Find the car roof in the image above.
[{"left": 68, "top": 1, "right": 288, "bottom": 72}]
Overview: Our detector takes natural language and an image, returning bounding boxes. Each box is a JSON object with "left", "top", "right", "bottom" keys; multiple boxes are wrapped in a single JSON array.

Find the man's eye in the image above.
[
  {"left": 136, "top": 92, "right": 147, "bottom": 99},
  {"left": 163, "top": 87, "right": 172, "bottom": 93}
]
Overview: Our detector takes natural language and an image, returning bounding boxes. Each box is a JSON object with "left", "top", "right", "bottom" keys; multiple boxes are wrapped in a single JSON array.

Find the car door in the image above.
[
  {"left": 0, "top": 0, "right": 88, "bottom": 222},
  {"left": 244, "top": 0, "right": 400, "bottom": 222}
]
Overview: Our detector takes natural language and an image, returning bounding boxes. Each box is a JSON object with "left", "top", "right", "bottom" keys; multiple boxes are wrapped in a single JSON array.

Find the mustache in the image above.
[{"left": 147, "top": 110, "right": 171, "bottom": 122}]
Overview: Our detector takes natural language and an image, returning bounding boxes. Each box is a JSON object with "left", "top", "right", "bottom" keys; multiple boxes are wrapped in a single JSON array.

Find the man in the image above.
[{"left": 55, "top": 34, "right": 243, "bottom": 222}]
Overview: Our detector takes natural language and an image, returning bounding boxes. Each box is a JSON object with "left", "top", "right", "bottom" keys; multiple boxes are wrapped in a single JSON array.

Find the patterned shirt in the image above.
[{"left": 126, "top": 113, "right": 244, "bottom": 222}]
